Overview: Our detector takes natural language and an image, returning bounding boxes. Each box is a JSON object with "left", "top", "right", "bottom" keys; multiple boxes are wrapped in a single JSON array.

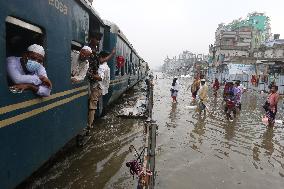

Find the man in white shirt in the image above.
[
  {"left": 98, "top": 51, "right": 111, "bottom": 95},
  {"left": 87, "top": 48, "right": 115, "bottom": 129},
  {"left": 71, "top": 46, "right": 92, "bottom": 83},
  {"left": 7, "top": 44, "right": 52, "bottom": 97},
  {"left": 198, "top": 79, "right": 208, "bottom": 113}
]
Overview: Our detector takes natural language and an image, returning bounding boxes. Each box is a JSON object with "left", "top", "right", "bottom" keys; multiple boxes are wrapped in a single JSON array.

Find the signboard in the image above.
[{"left": 228, "top": 64, "right": 255, "bottom": 75}]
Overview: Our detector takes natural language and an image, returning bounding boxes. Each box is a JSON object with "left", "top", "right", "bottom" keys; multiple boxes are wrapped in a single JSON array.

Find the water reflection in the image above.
[
  {"left": 253, "top": 145, "right": 260, "bottom": 161},
  {"left": 224, "top": 121, "right": 236, "bottom": 141},
  {"left": 190, "top": 114, "right": 206, "bottom": 151},
  {"left": 261, "top": 127, "right": 275, "bottom": 156},
  {"left": 193, "top": 114, "right": 206, "bottom": 136},
  {"left": 247, "top": 93, "right": 258, "bottom": 111},
  {"left": 167, "top": 103, "right": 178, "bottom": 128}
]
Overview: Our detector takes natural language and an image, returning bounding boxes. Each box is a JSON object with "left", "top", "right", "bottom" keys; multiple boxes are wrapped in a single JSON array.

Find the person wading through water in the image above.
[
  {"left": 198, "top": 79, "right": 208, "bottom": 114},
  {"left": 170, "top": 77, "right": 179, "bottom": 103},
  {"left": 263, "top": 85, "right": 279, "bottom": 127},
  {"left": 213, "top": 78, "right": 220, "bottom": 97},
  {"left": 189, "top": 75, "right": 200, "bottom": 101},
  {"left": 224, "top": 82, "right": 236, "bottom": 121}
]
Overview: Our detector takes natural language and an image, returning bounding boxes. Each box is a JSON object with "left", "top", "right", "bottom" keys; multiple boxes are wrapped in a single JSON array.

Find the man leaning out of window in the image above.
[
  {"left": 7, "top": 44, "right": 52, "bottom": 97},
  {"left": 71, "top": 46, "right": 92, "bottom": 83}
]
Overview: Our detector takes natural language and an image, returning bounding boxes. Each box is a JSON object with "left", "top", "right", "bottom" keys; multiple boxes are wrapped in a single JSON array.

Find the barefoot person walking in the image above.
[
  {"left": 171, "top": 77, "right": 179, "bottom": 103},
  {"left": 189, "top": 75, "right": 200, "bottom": 101},
  {"left": 263, "top": 85, "right": 279, "bottom": 127},
  {"left": 213, "top": 78, "right": 220, "bottom": 97},
  {"left": 198, "top": 79, "right": 208, "bottom": 113}
]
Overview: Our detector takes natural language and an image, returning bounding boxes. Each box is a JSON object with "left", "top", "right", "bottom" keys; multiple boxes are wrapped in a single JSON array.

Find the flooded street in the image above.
[
  {"left": 154, "top": 73, "right": 284, "bottom": 189},
  {"left": 21, "top": 73, "right": 284, "bottom": 189}
]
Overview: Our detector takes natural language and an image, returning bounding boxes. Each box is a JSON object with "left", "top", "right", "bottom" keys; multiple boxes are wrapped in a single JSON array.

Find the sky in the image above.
[{"left": 93, "top": 0, "right": 284, "bottom": 69}]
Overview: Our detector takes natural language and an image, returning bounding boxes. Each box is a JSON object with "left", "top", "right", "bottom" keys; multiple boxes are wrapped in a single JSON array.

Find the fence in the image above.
[{"left": 138, "top": 79, "right": 156, "bottom": 189}]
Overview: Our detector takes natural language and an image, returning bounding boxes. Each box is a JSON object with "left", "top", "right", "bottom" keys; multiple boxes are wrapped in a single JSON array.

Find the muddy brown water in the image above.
[
  {"left": 21, "top": 73, "right": 284, "bottom": 189},
  {"left": 154, "top": 73, "right": 284, "bottom": 189},
  {"left": 20, "top": 84, "right": 147, "bottom": 189}
]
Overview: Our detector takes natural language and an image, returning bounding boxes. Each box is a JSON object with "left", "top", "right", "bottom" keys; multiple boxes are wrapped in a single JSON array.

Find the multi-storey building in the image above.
[{"left": 209, "top": 12, "right": 271, "bottom": 66}]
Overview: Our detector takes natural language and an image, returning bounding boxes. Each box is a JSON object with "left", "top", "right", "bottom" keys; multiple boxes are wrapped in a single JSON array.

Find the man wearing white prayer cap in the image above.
[
  {"left": 27, "top": 44, "right": 45, "bottom": 57},
  {"left": 71, "top": 45, "right": 92, "bottom": 83},
  {"left": 81, "top": 45, "right": 92, "bottom": 53},
  {"left": 6, "top": 44, "right": 52, "bottom": 96}
]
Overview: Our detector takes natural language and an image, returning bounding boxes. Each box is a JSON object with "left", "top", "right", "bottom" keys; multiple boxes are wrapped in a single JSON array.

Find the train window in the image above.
[
  {"left": 115, "top": 67, "right": 120, "bottom": 76},
  {"left": 6, "top": 16, "right": 45, "bottom": 57},
  {"left": 133, "top": 63, "right": 136, "bottom": 75},
  {"left": 132, "top": 55, "right": 137, "bottom": 75},
  {"left": 6, "top": 16, "right": 45, "bottom": 87},
  {"left": 121, "top": 61, "right": 125, "bottom": 76},
  {"left": 126, "top": 51, "right": 131, "bottom": 75},
  {"left": 120, "top": 42, "right": 125, "bottom": 76},
  {"left": 115, "top": 38, "right": 124, "bottom": 77},
  {"left": 70, "top": 41, "right": 83, "bottom": 83},
  {"left": 125, "top": 59, "right": 128, "bottom": 75},
  {"left": 128, "top": 62, "right": 132, "bottom": 75}
]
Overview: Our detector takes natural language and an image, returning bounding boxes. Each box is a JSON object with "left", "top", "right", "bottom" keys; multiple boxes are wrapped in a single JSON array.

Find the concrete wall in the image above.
[
  {"left": 253, "top": 48, "right": 284, "bottom": 59},
  {"left": 216, "top": 50, "right": 249, "bottom": 58}
]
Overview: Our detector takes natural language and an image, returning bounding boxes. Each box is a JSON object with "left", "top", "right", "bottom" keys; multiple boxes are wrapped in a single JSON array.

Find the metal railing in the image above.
[{"left": 142, "top": 78, "right": 156, "bottom": 189}]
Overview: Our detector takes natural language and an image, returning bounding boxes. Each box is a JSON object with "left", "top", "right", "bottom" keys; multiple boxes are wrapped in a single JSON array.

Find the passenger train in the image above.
[{"left": 0, "top": 1, "right": 148, "bottom": 189}]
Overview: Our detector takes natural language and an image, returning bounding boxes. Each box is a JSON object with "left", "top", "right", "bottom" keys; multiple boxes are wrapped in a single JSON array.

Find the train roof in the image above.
[
  {"left": 103, "top": 20, "right": 140, "bottom": 56},
  {"left": 77, "top": 0, "right": 105, "bottom": 26}
]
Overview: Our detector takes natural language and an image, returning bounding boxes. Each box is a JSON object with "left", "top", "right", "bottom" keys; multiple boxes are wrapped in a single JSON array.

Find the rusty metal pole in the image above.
[{"left": 147, "top": 79, "right": 156, "bottom": 189}]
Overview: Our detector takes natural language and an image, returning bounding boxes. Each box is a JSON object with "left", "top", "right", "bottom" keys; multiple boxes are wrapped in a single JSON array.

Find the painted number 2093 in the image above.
[{"left": 48, "top": 0, "right": 68, "bottom": 15}]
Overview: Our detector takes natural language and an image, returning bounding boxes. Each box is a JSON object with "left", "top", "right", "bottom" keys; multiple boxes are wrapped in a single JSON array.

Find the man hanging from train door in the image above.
[
  {"left": 86, "top": 31, "right": 103, "bottom": 130},
  {"left": 86, "top": 32, "right": 115, "bottom": 130},
  {"left": 7, "top": 44, "right": 52, "bottom": 96}
]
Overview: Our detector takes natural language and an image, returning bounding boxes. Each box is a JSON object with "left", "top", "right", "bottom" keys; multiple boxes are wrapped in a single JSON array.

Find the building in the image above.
[
  {"left": 209, "top": 12, "right": 271, "bottom": 67},
  {"left": 162, "top": 51, "right": 208, "bottom": 76},
  {"left": 208, "top": 13, "right": 284, "bottom": 93}
]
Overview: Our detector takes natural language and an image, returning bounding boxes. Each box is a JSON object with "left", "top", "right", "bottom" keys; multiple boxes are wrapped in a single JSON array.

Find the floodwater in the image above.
[
  {"left": 20, "top": 84, "right": 147, "bottom": 189},
  {"left": 154, "top": 73, "right": 284, "bottom": 189},
  {"left": 20, "top": 73, "right": 284, "bottom": 189}
]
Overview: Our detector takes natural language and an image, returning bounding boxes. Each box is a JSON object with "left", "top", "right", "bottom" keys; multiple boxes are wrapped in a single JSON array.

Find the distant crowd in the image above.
[{"left": 168, "top": 74, "right": 279, "bottom": 127}]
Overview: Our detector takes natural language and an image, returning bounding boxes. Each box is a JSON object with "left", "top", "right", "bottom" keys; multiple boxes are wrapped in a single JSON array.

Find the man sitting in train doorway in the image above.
[{"left": 7, "top": 44, "right": 52, "bottom": 96}]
